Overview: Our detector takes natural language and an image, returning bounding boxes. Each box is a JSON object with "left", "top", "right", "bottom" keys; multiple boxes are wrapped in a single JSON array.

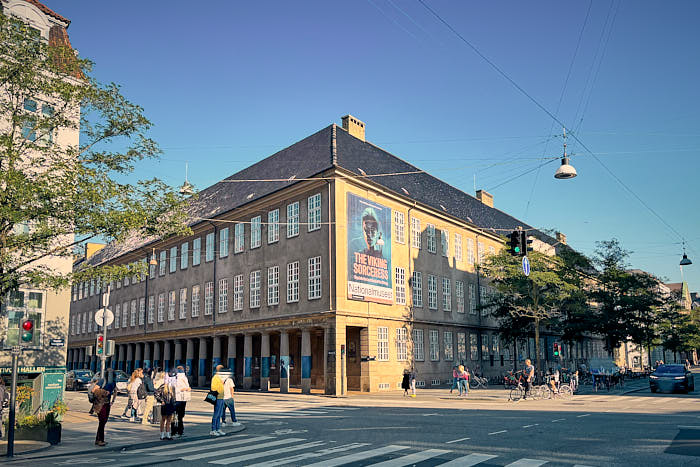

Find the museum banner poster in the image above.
[{"left": 346, "top": 193, "right": 393, "bottom": 304}]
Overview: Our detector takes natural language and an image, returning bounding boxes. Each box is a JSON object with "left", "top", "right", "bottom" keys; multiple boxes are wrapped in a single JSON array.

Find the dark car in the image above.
[
  {"left": 650, "top": 364, "right": 694, "bottom": 393},
  {"left": 65, "top": 369, "right": 94, "bottom": 391}
]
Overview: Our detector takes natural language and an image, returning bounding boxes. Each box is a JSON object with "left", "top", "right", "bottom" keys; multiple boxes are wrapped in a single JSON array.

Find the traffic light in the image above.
[
  {"left": 508, "top": 231, "right": 522, "bottom": 256},
  {"left": 96, "top": 334, "right": 104, "bottom": 355},
  {"left": 20, "top": 318, "right": 34, "bottom": 343},
  {"left": 520, "top": 230, "right": 533, "bottom": 256},
  {"left": 553, "top": 342, "right": 560, "bottom": 357}
]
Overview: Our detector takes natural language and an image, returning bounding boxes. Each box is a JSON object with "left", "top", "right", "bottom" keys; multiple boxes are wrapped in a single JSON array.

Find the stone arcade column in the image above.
[
  {"left": 126, "top": 343, "right": 134, "bottom": 374},
  {"left": 243, "top": 333, "right": 253, "bottom": 389},
  {"left": 174, "top": 340, "right": 183, "bottom": 368},
  {"left": 261, "top": 332, "right": 270, "bottom": 392},
  {"left": 163, "top": 340, "right": 172, "bottom": 372},
  {"left": 227, "top": 335, "right": 236, "bottom": 375},
  {"left": 185, "top": 339, "right": 194, "bottom": 379},
  {"left": 301, "top": 329, "right": 312, "bottom": 394},
  {"left": 198, "top": 337, "right": 207, "bottom": 387},
  {"left": 66, "top": 349, "right": 73, "bottom": 370},
  {"left": 143, "top": 342, "right": 152, "bottom": 371},
  {"left": 279, "top": 331, "right": 290, "bottom": 394},
  {"left": 212, "top": 336, "right": 222, "bottom": 375},
  {"left": 153, "top": 341, "right": 161, "bottom": 370},
  {"left": 135, "top": 343, "right": 142, "bottom": 370}
]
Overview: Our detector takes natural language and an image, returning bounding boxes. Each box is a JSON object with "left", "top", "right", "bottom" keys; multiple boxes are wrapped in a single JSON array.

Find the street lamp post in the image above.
[{"left": 100, "top": 286, "right": 111, "bottom": 380}]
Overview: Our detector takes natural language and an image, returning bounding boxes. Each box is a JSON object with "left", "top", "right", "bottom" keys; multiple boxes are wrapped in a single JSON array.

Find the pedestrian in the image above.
[
  {"left": 401, "top": 370, "right": 411, "bottom": 396},
  {"left": 409, "top": 369, "right": 417, "bottom": 397},
  {"left": 141, "top": 367, "right": 156, "bottom": 425},
  {"left": 129, "top": 368, "right": 145, "bottom": 422},
  {"left": 122, "top": 370, "right": 139, "bottom": 419},
  {"left": 523, "top": 359, "right": 534, "bottom": 399},
  {"left": 0, "top": 379, "right": 7, "bottom": 438},
  {"left": 174, "top": 365, "right": 191, "bottom": 438},
  {"left": 210, "top": 364, "right": 227, "bottom": 436},
  {"left": 221, "top": 370, "right": 241, "bottom": 427},
  {"left": 91, "top": 368, "right": 116, "bottom": 447},
  {"left": 457, "top": 365, "right": 469, "bottom": 396},
  {"left": 686, "top": 358, "right": 691, "bottom": 369},
  {"left": 449, "top": 365, "right": 459, "bottom": 394},
  {"left": 156, "top": 370, "right": 176, "bottom": 440}
]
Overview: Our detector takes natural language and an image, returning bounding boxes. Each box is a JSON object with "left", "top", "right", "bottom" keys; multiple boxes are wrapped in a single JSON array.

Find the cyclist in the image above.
[{"left": 523, "top": 359, "right": 534, "bottom": 399}]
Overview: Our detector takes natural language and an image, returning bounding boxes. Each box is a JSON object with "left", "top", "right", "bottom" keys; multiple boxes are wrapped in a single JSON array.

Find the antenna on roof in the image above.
[{"left": 179, "top": 162, "right": 194, "bottom": 195}]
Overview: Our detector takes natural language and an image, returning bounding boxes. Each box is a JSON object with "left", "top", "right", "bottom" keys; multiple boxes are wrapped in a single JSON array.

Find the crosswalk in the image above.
[
  {"left": 182, "top": 405, "right": 359, "bottom": 424},
  {"left": 131, "top": 433, "right": 592, "bottom": 466}
]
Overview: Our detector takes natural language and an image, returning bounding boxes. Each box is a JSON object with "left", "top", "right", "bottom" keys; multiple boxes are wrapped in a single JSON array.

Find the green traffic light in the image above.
[
  {"left": 21, "top": 331, "right": 33, "bottom": 342},
  {"left": 514, "top": 247, "right": 521, "bottom": 253}
]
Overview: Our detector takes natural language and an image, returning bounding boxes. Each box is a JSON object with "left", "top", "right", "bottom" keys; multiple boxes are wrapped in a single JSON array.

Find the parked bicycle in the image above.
[{"left": 469, "top": 375, "right": 489, "bottom": 389}]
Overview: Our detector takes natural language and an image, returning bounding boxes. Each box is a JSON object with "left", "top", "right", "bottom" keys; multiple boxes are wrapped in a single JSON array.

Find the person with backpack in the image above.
[
  {"left": 221, "top": 372, "right": 241, "bottom": 427},
  {"left": 174, "top": 365, "right": 191, "bottom": 438},
  {"left": 141, "top": 367, "right": 156, "bottom": 425},
  {"left": 155, "top": 370, "right": 176, "bottom": 440}
]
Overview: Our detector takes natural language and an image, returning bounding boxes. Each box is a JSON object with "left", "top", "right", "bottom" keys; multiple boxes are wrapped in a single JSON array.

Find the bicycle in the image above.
[{"left": 469, "top": 375, "right": 488, "bottom": 390}]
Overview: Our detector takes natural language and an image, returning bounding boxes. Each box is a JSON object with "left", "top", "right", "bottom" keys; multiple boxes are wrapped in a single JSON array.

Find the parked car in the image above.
[
  {"left": 650, "top": 364, "right": 695, "bottom": 393},
  {"left": 65, "top": 369, "right": 94, "bottom": 391},
  {"left": 114, "top": 369, "right": 129, "bottom": 394}
]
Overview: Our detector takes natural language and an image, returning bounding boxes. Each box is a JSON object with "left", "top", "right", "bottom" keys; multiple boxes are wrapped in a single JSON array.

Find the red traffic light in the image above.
[
  {"left": 22, "top": 320, "right": 33, "bottom": 331},
  {"left": 98, "top": 335, "right": 104, "bottom": 342}
]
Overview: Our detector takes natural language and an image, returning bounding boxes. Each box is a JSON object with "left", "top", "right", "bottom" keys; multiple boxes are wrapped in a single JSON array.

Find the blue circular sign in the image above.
[{"left": 522, "top": 256, "right": 530, "bottom": 276}]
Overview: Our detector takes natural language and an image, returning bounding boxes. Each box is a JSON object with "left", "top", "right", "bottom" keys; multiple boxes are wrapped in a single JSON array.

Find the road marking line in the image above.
[
  {"left": 522, "top": 424, "right": 539, "bottom": 428},
  {"left": 576, "top": 414, "right": 591, "bottom": 418},
  {"left": 209, "top": 441, "right": 326, "bottom": 465},
  {"left": 488, "top": 430, "right": 508, "bottom": 435},
  {"left": 366, "top": 448, "right": 451, "bottom": 467},
  {"left": 330, "top": 427, "right": 412, "bottom": 431},
  {"left": 301, "top": 445, "right": 410, "bottom": 467},
  {"left": 678, "top": 425, "right": 700, "bottom": 430},
  {"left": 181, "top": 438, "right": 305, "bottom": 461},
  {"left": 504, "top": 459, "right": 548, "bottom": 466},
  {"left": 438, "top": 453, "right": 498, "bottom": 466},
  {"left": 422, "top": 413, "right": 439, "bottom": 416},
  {"left": 551, "top": 418, "right": 565, "bottom": 422},
  {"left": 129, "top": 434, "right": 250, "bottom": 453},
  {"left": 246, "top": 443, "right": 370, "bottom": 467},
  {"left": 446, "top": 437, "right": 471, "bottom": 444}
]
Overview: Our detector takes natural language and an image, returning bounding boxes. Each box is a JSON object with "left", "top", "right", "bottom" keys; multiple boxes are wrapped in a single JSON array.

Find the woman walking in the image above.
[
  {"left": 129, "top": 369, "right": 144, "bottom": 422},
  {"left": 91, "top": 368, "right": 116, "bottom": 447},
  {"left": 449, "top": 365, "right": 459, "bottom": 394},
  {"left": 457, "top": 365, "right": 469, "bottom": 396},
  {"left": 122, "top": 370, "right": 138, "bottom": 420},
  {"left": 174, "top": 366, "right": 191, "bottom": 438},
  {"left": 401, "top": 370, "right": 411, "bottom": 396},
  {"left": 156, "top": 370, "right": 176, "bottom": 440}
]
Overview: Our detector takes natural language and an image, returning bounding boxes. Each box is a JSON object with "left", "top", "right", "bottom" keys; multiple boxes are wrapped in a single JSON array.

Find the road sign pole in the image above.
[
  {"left": 100, "top": 286, "right": 110, "bottom": 380},
  {"left": 6, "top": 347, "right": 20, "bottom": 458}
]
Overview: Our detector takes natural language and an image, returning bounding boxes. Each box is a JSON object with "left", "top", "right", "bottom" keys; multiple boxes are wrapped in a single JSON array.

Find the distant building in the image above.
[{"left": 67, "top": 116, "right": 604, "bottom": 393}]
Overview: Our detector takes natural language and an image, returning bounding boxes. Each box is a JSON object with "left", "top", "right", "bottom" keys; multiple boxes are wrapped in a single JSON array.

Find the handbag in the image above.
[{"left": 204, "top": 390, "right": 218, "bottom": 405}]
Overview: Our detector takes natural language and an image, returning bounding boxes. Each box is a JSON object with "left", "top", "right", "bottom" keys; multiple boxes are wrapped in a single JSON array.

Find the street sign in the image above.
[
  {"left": 49, "top": 338, "right": 65, "bottom": 347},
  {"left": 94, "top": 308, "right": 114, "bottom": 327},
  {"left": 522, "top": 256, "right": 530, "bottom": 276}
]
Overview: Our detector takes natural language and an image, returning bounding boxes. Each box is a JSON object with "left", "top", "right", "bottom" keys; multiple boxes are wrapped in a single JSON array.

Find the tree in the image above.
[
  {"left": 658, "top": 297, "right": 700, "bottom": 362},
  {"left": 0, "top": 14, "right": 190, "bottom": 300},
  {"left": 481, "top": 248, "right": 582, "bottom": 374}
]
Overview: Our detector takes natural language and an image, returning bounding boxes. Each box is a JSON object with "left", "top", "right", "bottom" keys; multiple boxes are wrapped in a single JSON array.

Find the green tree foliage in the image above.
[
  {"left": 0, "top": 15, "right": 190, "bottom": 300},
  {"left": 658, "top": 295, "right": 700, "bottom": 358},
  {"left": 481, "top": 247, "right": 582, "bottom": 372}
]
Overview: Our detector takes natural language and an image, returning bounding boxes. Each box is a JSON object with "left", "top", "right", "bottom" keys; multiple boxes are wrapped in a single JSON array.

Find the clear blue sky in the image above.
[{"left": 45, "top": 0, "right": 700, "bottom": 290}]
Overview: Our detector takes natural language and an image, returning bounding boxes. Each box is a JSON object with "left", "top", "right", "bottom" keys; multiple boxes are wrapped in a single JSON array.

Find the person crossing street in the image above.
[{"left": 210, "top": 365, "right": 227, "bottom": 436}]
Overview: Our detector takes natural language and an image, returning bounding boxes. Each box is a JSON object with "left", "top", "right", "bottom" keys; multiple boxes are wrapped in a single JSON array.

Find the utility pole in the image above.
[
  {"left": 6, "top": 346, "right": 20, "bottom": 458},
  {"left": 100, "top": 286, "right": 110, "bottom": 380}
]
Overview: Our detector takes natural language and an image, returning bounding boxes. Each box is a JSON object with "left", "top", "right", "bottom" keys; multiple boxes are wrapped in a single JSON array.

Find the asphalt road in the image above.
[{"left": 15, "top": 383, "right": 700, "bottom": 467}]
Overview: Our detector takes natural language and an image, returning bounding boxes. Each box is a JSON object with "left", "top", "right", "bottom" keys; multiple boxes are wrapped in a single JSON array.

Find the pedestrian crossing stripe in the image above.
[
  {"left": 246, "top": 443, "right": 371, "bottom": 467},
  {"left": 182, "top": 437, "right": 306, "bottom": 461},
  {"left": 210, "top": 441, "right": 327, "bottom": 465},
  {"left": 302, "top": 445, "right": 410, "bottom": 467}
]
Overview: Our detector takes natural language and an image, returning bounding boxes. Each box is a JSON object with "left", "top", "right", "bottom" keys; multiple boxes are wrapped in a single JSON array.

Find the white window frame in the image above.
[
  {"left": 191, "top": 285, "right": 200, "bottom": 317},
  {"left": 456, "top": 280, "right": 465, "bottom": 313},
  {"left": 441, "top": 229, "right": 449, "bottom": 257},
  {"left": 427, "top": 224, "right": 436, "bottom": 253},
  {"left": 457, "top": 332, "right": 467, "bottom": 362},
  {"left": 148, "top": 295, "right": 155, "bottom": 324},
  {"left": 396, "top": 327, "right": 407, "bottom": 361},
  {"left": 219, "top": 227, "right": 229, "bottom": 258},
  {"left": 204, "top": 281, "right": 214, "bottom": 315},
  {"left": 139, "top": 298, "right": 145, "bottom": 325},
  {"left": 469, "top": 284, "right": 476, "bottom": 315},
  {"left": 168, "top": 291, "right": 176, "bottom": 321},
  {"left": 179, "top": 288, "right": 187, "bottom": 319},
  {"left": 308, "top": 193, "right": 321, "bottom": 232},
  {"left": 234, "top": 223, "right": 245, "bottom": 253},
  {"left": 251, "top": 216, "right": 261, "bottom": 249},
  {"left": 192, "top": 237, "right": 201, "bottom": 266},
  {"left": 412, "top": 271, "right": 422, "bottom": 308},
  {"left": 268, "top": 209, "right": 279, "bottom": 244},
  {"left": 444, "top": 331, "right": 454, "bottom": 361},
  {"left": 411, "top": 217, "right": 421, "bottom": 249},
  {"left": 442, "top": 277, "right": 451, "bottom": 311},
  {"left": 455, "top": 233, "right": 463, "bottom": 261},
  {"left": 395, "top": 267, "right": 406, "bottom": 305},
  {"left": 429, "top": 329, "right": 440, "bottom": 361},
  {"left": 157, "top": 294, "right": 165, "bottom": 322},
  {"left": 377, "top": 327, "right": 389, "bottom": 361},
  {"left": 287, "top": 201, "right": 299, "bottom": 238},
  {"left": 478, "top": 241, "right": 485, "bottom": 265},
  {"left": 205, "top": 232, "right": 215, "bottom": 262},
  {"left": 250, "top": 270, "right": 261, "bottom": 308},
  {"left": 413, "top": 329, "right": 424, "bottom": 361},
  {"left": 219, "top": 278, "right": 229, "bottom": 313},
  {"left": 169, "top": 246, "right": 177, "bottom": 273},
  {"left": 267, "top": 266, "right": 279, "bottom": 306},
  {"left": 308, "top": 256, "right": 322, "bottom": 300},
  {"left": 470, "top": 333, "right": 479, "bottom": 360},
  {"left": 121, "top": 303, "right": 127, "bottom": 328},
  {"left": 180, "top": 241, "right": 189, "bottom": 269},
  {"left": 394, "top": 211, "right": 405, "bottom": 244},
  {"left": 428, "top": 274, "right": 438, "bottom": 310},
  {"left": 467, "top": 238, "right": 475, "bottom": 265},
  {"left": 233, "top": 274, "right": 244, "bottom": 311},
  {"left": 287, "top": 261, "right": 299, "bottom": 303}
]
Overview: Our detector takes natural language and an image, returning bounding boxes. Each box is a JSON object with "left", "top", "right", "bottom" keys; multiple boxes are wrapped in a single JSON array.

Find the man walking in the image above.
[
  {"left": 524, "top": 359, "right": 535, "bottom": 399},
  {"left": 221, "top": 372, "right": 241, "bottom": 427},
  {"left": 141, "top": 367, "right": 156, "bottom": 425},
  {"left": 210, "top": 365, "right": 226, "bottom": 436}
]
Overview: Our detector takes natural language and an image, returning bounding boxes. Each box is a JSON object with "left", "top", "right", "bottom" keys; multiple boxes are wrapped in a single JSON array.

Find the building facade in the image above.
[{"left": 67, "top": 116, "right": 602, "bottom": 393}]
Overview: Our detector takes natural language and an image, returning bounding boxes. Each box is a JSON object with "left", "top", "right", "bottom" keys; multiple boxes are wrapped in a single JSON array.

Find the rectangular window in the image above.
[
  {"left": 169, "top": 246, "right": 177, "bottom": 273},
  {"left": 411, "top": 217, "right": 421, "bottom": 249},
  {"left": 454, "top": 233, "right": 462, "bottom": 261},
  {"left": 429, "top": 330, "right": 440, "bottom": 361},
  {"left": 148, "top": 296, "right": 154, "bottom": 324},
  {"left": 233, "top": 275, "right": 244, "bottom": 311},
  {"left": 470, "top": 333, "right": 478, "bottom": 360},
  {"left": 478, "top": 241, "right": 485, "bottom": 264},
  {"left": 412, "top": 271, "right": 423, "bottom": 307},
  {"left": 90, "top": 280, "right": 95, "bottom": 296},
  {"left": 192, "top": 237, "right": 201, "bottom": 266},
  {"left": 124, "top": 275, "right": 129, "bottom": 287},
  {"left": 234, "top": 223, "right": 245, "bottom": 253},
  {"left": 394, "top": 211, "right": 405, "bottom": 244},
  {"left": 377, "top": 327, "right": 389, "bottom": 361},
  {"left": 179, "top": 288, "right": 187, "bottom": 319},
  {"left": 492, "top": 335, "right": 499, "bottom": 355},
  {"left": 396, "top": 327, "right": 408, "bottom": 361},
  {"left": 456, "top": 281, "right": 464, "bottom": 313},
  {"left": 139, "top": 259, "right": 146, "bottom": 282},
  {"left": 191, "top": 285, "right": 200, "bottom": 317},
  {"left": 130, "top": 300, "right": 137, "bottom": 326},
  {"left": 395, "top": 267, "right": 406, "bottom": 305},
  {"left": 480, "top": 286, "right": 488, "bottom": 316},
  {"left": 469, "top": 284, "right": 476, "bottom": 314},
  {"left": 267, "top": 266, "right": 279, "bottom": 306},
  {"left": 287, "top": 202, "right": 299, "bottom": 237},
  {"left": 159, "top": 251, "right": 167, "bottom": 275},
  {"left": 308, "top": 256, "right": 322, "bottom": 300},
  {"left": 139, "top": 298, "right": 146, "bottom": 325},
  {"left": 205, "top": 232, "right": 215, "bottom": 262},
  {"left": 413, "top": 329, "right": 424, "bottom": 361},
  {"left": 444, "top": 331, "right": 454, "bottom": 361},
  {"left": 180, "top": 242, "right": 189, "bottom": 269},
  {"left": 467, "top": 238, "right": 475, "bottom": 265},
  {"left": 428, "top": 275, "right": 437, "bottom": 310},
  {"left": 457, "top": 332, "right": 467, "bottom": 362},
  {"left": 251, "top": 216, "right": 261, "bottom": 248},
  {"left": 219, "top": 227, "right": 229, "bottom": 258},
  {"left": 427, "top": 224, "right": 436, "bottom": 253},
  {"left": 287, "top": 261, "right": 299, "bottom": 303},
  {"left": 442, "top": 277, "right": 451, "bottom": 311},
  {"left": 157, "top": 293, "right": 165, "bottom": 322},
  {"left": 168, "top": 291, "right": 176, "bottom": 320},
  {"left": 88, "top": 311, "right": 92, "bottom": 333},
  {"left": 308, "top": 193, "right": 321, "bottom": 231},
  {"left": 250, "top": 271, "right": 261, "bottom": 308},
  {"left": 219, "top": 278, "right": 229, "bottom": 313},
  {"left": 482, "top": 334, "right": 489, "bottom": 361},
  {"left": 116, "top": 279, "right": 121, "bottom": 290},
  {"left": 441, "top": 230, "right": 449, "bottom": 257},
  {"left": 204, "top": 281, "right": 214, "bottom": 315},
  {"left": 268, "top": 209, "right": 279, "bottom": 244},
  {"left": 122, "top": 303, "right": 127, "bottom": 329},
  {"left": 83, "top": 312, "right": 88, "bottom": 333}
]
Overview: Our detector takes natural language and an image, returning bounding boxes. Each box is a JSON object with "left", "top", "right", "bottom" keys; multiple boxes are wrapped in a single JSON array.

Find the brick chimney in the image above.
[
  {"left": 556, "top": 232, "right": 567, "bottom": 245},
  {"left": 341, "top": 115, "right": 365, "bottom": 142},
  {"left": 476, "top": 190, "right": 493, "bottom": 208}
]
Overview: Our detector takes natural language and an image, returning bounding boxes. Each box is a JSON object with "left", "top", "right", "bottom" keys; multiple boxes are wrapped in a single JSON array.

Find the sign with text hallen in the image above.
[{"left": 346, "top": 193, "right": 393, "bottom": 305}]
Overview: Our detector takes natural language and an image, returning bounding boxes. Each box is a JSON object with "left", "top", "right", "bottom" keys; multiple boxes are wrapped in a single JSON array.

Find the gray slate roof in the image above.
[{"left": 88, "top": 124, "right": 548, "bottom": 266}]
